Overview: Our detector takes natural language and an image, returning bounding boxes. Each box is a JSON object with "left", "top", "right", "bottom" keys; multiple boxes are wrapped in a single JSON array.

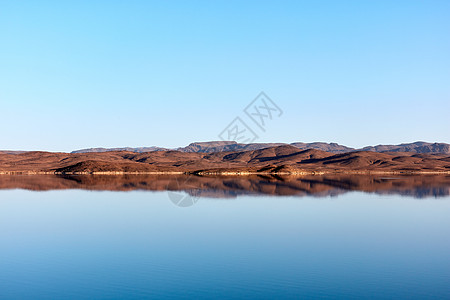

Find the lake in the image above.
[{"left": 0, "top": 175, "right": 449, "bottom": 299}]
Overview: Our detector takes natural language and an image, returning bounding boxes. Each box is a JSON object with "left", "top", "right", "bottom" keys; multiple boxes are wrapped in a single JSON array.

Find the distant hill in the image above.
[
  {"left": 290, "top": 142, "right": 354, "bottom": 153},
  {"left": 0, "top": 151, "right": 28, "bottom": 154},
  {"left": 71, "top": 141, "right": 450, "bottom": 155},
  {"left": 360, "top": 142, "right": 450, "bottom": 154},
  {"left": 177, "top": 141, "right": 287, "bottom": 153},
  {"left": 72, "top": 146, "right": 168, "bottom": 154}
]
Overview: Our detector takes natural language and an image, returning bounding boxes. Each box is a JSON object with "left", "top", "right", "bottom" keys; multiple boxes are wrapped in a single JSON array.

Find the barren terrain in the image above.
[{"left": 1, "top": 145, "right": 449, "bottom": 175}]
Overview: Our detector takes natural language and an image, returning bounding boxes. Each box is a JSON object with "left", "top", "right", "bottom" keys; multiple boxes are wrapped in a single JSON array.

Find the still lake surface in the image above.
[{"left": 0, "top": 175, "right": 449, "bottom": 299}]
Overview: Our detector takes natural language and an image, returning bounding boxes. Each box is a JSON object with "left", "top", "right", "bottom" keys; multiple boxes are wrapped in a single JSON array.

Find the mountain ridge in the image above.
[
  {"left": 1, "top": 144, "right": 449, "bottom": 175},
  {"left": 69, "top": 141, "right": 450, "bottom": 155}
]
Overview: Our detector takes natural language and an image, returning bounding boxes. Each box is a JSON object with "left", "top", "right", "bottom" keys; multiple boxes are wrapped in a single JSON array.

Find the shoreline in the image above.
[{"left": 1, "top": 170, "right": 450, "bottom": 176}]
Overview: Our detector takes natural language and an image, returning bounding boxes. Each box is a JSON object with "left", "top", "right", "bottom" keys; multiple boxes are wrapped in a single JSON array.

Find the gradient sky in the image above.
[{"left": 1, "top": 0, "right": 449, "bottom": 152}]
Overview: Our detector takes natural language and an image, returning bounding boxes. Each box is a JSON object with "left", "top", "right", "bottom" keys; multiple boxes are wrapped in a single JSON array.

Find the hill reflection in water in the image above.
[{"left": 1, "top": 174, "right": 450, "bottom": 199}]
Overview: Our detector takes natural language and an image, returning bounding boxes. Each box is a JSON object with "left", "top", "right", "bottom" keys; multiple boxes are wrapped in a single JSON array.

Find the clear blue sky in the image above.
[{"left": 1, "top": 0, "right": 449, "bottom": 152}]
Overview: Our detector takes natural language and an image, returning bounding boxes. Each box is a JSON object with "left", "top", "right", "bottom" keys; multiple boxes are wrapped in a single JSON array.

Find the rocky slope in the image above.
[{"left": 0, "top": 145, "right": 449, "bottom": 174}]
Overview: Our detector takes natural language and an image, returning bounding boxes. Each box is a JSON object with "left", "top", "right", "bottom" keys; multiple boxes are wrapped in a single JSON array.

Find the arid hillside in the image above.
[{"left": 0, "top": 145, "right": 449, "bottom": 174}]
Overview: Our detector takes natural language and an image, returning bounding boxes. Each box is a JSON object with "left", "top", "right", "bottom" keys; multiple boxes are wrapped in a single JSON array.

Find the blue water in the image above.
[{"left": 1, "top": 190, "right": 449, "bottom": 299}]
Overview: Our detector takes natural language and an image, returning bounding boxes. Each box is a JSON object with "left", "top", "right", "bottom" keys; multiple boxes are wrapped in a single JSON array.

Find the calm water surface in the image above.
[{"left": 0, "top": 176, "right": 449, "bottom": 299}]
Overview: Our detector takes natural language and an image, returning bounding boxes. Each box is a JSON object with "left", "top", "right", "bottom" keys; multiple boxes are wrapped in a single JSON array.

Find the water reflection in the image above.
[{"left": 1, "top": 174, "right": 449, "bottom": 198}]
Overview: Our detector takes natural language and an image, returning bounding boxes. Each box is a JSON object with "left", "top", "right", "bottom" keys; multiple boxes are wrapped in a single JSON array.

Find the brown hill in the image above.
[{"left": 0, "top": 146, "right": 449, "bottom": 175}]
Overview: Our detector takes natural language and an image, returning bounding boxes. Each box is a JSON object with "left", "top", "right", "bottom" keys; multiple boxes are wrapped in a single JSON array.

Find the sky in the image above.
[{"left": 1, "top": 0, "right": 449, "bottom": 152}]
